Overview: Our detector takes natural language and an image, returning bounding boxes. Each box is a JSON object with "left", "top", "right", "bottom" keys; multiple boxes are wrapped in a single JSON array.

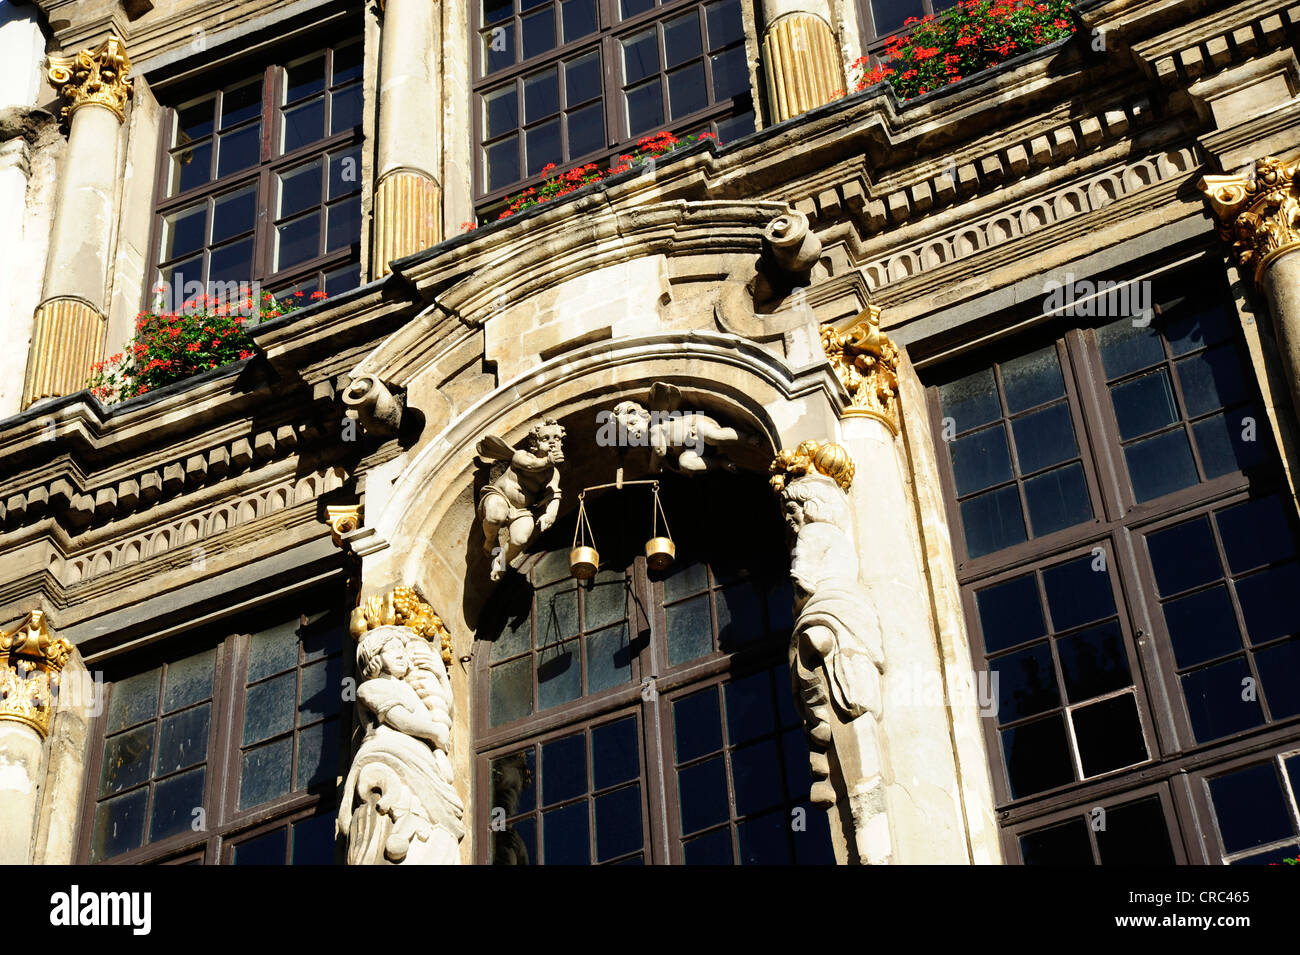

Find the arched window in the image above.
[{"left": 473, "top": 471, "right": 836, "bottom": 864}]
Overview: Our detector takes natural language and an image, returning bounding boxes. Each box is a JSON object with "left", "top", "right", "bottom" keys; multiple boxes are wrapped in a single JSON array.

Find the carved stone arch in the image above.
[{"left": 1053, "top": 187, "right": 1087, "bottom": 219}]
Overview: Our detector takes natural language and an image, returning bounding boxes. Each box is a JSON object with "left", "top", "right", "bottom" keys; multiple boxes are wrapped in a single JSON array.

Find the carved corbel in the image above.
[
  {"left": 47, "top": 35, "right": 133, "bottom": 125},
  {"left": 714, "top": 209, "right": 824, "bottom": 339},
  {"left": 821, "top": 306, "right": 901, "bottom": 435},
  {"left": 342, "top": 374, "right": 404, "bottom": 438},
  {"left": 762, "top": 209, "right": 822, "bottom": 283},
  {"left": 0, "top": 611, "right": 74, "bottom": 738},
  {"left": 1199, "top": 156, "right": 1300, "bottom": 286}
]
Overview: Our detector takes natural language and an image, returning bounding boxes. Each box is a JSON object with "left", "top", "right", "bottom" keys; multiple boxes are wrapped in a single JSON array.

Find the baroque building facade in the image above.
[{"left": 2, "top": 0, "right": 1300, "bottom": 865}]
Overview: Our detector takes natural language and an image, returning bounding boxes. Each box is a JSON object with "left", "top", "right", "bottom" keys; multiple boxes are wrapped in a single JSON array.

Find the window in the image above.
[
  {"left": 928, "top": 258, "right": 1300, "bottom": 863},
  {"left": 150, "top": 36, "right": 364, "bottom": 306},
  {"left": 82, "top": 586, "right": 350, "bottom": 864},
  {"left": 476, "top": 474, "right": 835, "bottom": 864},
  {"left": 473, "top": 0, "right": 755, "bottom": 206},
  {"left": 858, "top": 0, "right": 959, "bottom": 53}
]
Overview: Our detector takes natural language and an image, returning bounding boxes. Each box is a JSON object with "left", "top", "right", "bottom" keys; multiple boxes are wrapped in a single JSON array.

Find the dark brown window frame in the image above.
[
  {"left": 925, "top": 247, "right": 1300, "bottom": 864},
  {"left": 77, "top": 582, "right": 352, "bottom": 866},
  {"left": 146, "top": 33, "right": 365, "bottom": 311},
  {"left": 470, "top": 0, "right": 755, "bottom": 210}
]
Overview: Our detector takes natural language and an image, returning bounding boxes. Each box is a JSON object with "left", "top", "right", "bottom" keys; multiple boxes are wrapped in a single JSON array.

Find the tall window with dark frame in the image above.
[
  {"left": 150, "top": 36, "right": 365, "bottom": 306},
  {"left": 82, "top": 587, "right": 350, "bottom": 865},
  {"left": 927, "top": 259, "right": 1300, "bottom": 864},
  {"left": 473, "top": 0, "right": 755, "bottom": 209},
  {"left": 476, "top": 474, "right": 835, "bottom": 865}
]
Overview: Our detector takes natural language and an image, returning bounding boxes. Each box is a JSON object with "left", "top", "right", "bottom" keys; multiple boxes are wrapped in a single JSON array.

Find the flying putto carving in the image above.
[
  {"left": 476, "top": 418, "right": 566, "bottom": 580},
  {"left": 607, "top": 382, "right": 742, "bottom": 473}
]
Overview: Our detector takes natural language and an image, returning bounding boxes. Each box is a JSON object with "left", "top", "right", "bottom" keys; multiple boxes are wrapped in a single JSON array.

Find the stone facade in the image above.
[{"left": 1, "top": 0, "right": 1299, "bottom": 865}]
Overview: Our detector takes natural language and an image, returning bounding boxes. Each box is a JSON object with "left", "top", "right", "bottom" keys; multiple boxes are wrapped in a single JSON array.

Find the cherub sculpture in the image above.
[
  {"left": 476, "top": 417, "right": 566, "bottom": 580},
  {"left": 338, "top": 591, "right": 464, "bottom": 865},
  {"left": 608, "top": 382, "right": 741, "bottom": 473}
]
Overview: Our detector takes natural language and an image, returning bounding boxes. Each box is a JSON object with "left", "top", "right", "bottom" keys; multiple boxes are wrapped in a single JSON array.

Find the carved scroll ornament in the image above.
[
  {"left": 48, "top": 35, "right": 133, "bottom": 124},
  {"left": 1200, "top": 156, "right": 1300, "bottom": 285}
]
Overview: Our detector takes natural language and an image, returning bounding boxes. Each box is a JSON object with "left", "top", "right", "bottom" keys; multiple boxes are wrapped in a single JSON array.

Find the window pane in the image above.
[
  {"left": 1193, "top": 409, "right": 1265, "bottom": 478},
  {"left": 622, "top": 29, "right": 659, "bottom": 84},
  {"left": 286, "top": 55, "right": 327, "bottom": 103},
  {"left": 664, "top": 12, "right": 702, "bottom": 68},
  {"left": 1097, "top": 796, "right": 1176, "bottom": 865},
  {"left": 1166, "top": 300, "right": 1235, "bottom": 355},
  {"left": 939, "top": 368, "right": 1000, "bottom": 434},
  {"left": 1011, "top": 403, "right": 1076, "bottom": 474},
  {"left": 542, "top": 801, "right": 589, "bottom": 863},
  {"left": 537, "top": 580, "right": 579, "bottom": 643},
  {"left": 162, "top": 204, "right": 207, "bottom": 262},
  {"left": 664, "top": 561, "right": 708, "bottom": 601},
  {"left": 1072, "top": 693, "right": 1147, "bottom": 776},
  {"left": 243, "top": 672, "right": 297, "bottom": 745},
  {"left": 176, "top": 97, "right": 216, "bottom": 144},
  {"left": 683, "top": 826, "right": 732, "bottom": 863},
  {"left": 710, "top": 44, "right": 748, "bottom": 100},
  {"left": 668, "top": 61, "right": 708, "bottom": 118},
  {"left": 1110, "top": 368, "right": 1179, "bottom": 440},
  {"left": 537, "top": 638, "right": 581, "bottom": 710},
  {"left": 108, "top": 669, "right": 160, "bottom": 734},
  {"left": 1002, "top": 713, "right": 1073, "bottom": 798},
  {"left": 1181, "top": 656, "right": 1265, "bottom": 742},
  {"left": 731, "top": 738, "right": 783, "bottom": 815},
  {"left": 674, "top": 687, "right": 723, "bottom": 762},
  {"left": 212, "top": 186, "right": 257, "bottom": 243},
  {"left": 1057, "top": 621, "right": 1130, "bottom": 702},
  {"left": 486, "top": 136, "right": 521, "bottom": 191},
  {"left": 333, "top": 42, "right": 363, "bottom": 85},
  {"left": 490, "top": 657, "right": 532, "bottom": 726},
  {"left": 330, "top": 84, "right": 363, "bottom": 134},
  {"left": 157, "top": 703, "right": 210, "bottom": 775},
  {"left": 1023, "top": 462, "right": 1091, "bottom": 537},
  {"left": 169, "top": 141, "right": 213, "bottom": 196},
  {"left": 323, "top": 263, "right": 361, "bottom": 295},
  {"left": 622, "top": 0, "right": 656, "bottom": 17},
  {"left": 483, "top": 24, "right": 516, "bottom": 74},
  {"left": 567, "top": 101, "right": 604, "bottom": 157},
  {"left": 976, "top": 574, "right": 1046, "bottom": 654},
  {"left": 595, "top": 784, "right": 643, "bottom": 861},
  {"left": 327, "top": 197, "right": 361, "bottom": 252},
  {"left": 296, "top": 717, "right": 339, "bottom": 790},
  {"left": 737, "top": 809, "right": 790, "bottom": 864},
  {"left": 724, "top": 670, "right": 777, "bottom": 744},
  {"left": 279, "top": 159, "right": 323, "bottom": 219},
  {"left": 524, "top": 68, "right": 560, "bottom": 123},
  {"left": 283, "top": 98, "right": 326, "bottom": 152},
  {"left": 525, "top": 117, "right": 562, "bottom": 175},
  {"left": 234, "top": 827, "right": 287, "bottom": 864},
  {"left": 566, "top": 51, "right": 601, "bottom": 104},
  {"left": 1124, "top": 428, "right": 1198, "bottom": 502},
  {"left": 586, "top": 624, "right": 632, "bottom": 693},
  {"left": 1238, "top": 563, "right": 1300, "bottom": 645},
  {"left": 240, "top": 736, "right": 293, "bottom": 809},
  {"left": 91, "top": 789, "right": 148, "bottom": 861},
  {"left": 717, "top": 581, "right": 763, "bottom": 649},
  {"left": 592, "top": 717, "right": 639, "bottom": 789},
  {"left": 951, "top": 424, "right": 1012, "bottom": 496},
  {"left": 678, "top": 755, "right": 729, "bottom": 833},
  {"left": 666, "top": 593, "right": 713, "bottom": 666},
  {"left": 276, "top": 212, "right": 322, "bottom": 270},
  {"left": 484, "top": 0, "right": 512, "bottom": 23},
  {"left": 561, "top": 0, "right": 598, "bottom": 40},
  {"left": 221, "top": 79, "right": 262, "bottom": 128},
  {"left": 1021, "top": 818, "right": 1093, "bottom": 865},
  {"left": 705, "top": 0, "right": 744, "bottom": 48},
  {"left": 1146, "top": 517, "right": 1221, "bottom": 596},
  {"left": 101, "top": 724, "right": 154, "bottom": 796},
  {"left": 991, "top": 642, "right": 1058, "bottom": 722},
  {"left": 250, "top": 619, "right": 299, "bottom": 681},
  {"left": 150, "top": 766, "right": 206, "bottom": 843},
  {"left": 209, "top": 237, "right": 255, "bottom": 285},
  {"left": 217, "top": 123, "right": 261, "bottom": 177},
  {"left": 1002, "top": 346, "right": 1065, "bottom": 413},
  {"left": 1215, "top": 496, "right": 1295, "bottom": 573},
  {"left": 1042, "top": 555, "right": 1115, "bottom": 632},
  {"left": 299, "top": 656, "right": 341, "bottom": 725},
  {"left": 1208, "top": 762, "right": 1295, "bottom": 855},
  {"left": 1176, "top": 345, "right": 1248, "bottom": 417},
  {"left": 1162, "top": 585, "right": 1242, "bottom": 668},
  {"left": 328, "top": 145, "right": 362, "bottom": 199},
  {"left": 872, "top": 0, "right": 925, "bottom": 35},
  {"left": 1096, "top": 316, "right": 1165, "bottom": 379},
  {"left": 484, "top": 85, "right": 519, "bottom": 139},
  {"left": 961, "top": 485, "right": 1026, "bottom": 559},
  {"left": 521, "top": 7, "right": 556, "bottom": 58},
  {"left": 625, "top": 78, "right": 664, "bottom": 134},
  {"left": 291, "top": 813, "right": 337, "bottom": 864}
]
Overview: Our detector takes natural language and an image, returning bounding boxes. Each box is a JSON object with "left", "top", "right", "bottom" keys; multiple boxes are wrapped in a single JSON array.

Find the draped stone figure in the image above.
[
  {"left": 771, "top": 440, "right": 891, "bottom": 864},
  {"left": 339, "top": 589, "right": 465, "bottom": 865}
]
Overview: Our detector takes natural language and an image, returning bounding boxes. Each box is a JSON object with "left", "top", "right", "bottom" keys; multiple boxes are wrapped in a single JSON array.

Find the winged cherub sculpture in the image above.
[
  {"left": 607, "top": 382, "right": 742, "bottom": 473},
  {"left": 476, "top": 417, "right": 566, "bottom": 580}
]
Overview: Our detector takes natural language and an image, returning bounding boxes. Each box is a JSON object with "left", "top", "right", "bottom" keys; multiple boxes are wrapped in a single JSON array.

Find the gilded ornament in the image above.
[
  {"left": 820, "top": 306, "right": 901, "bottom": 434},
  {"left": 1199, "top": 156, "right": 1300, "bottom": 285},
  {"left": 47, "top": 35, "right": 133, "bottom": 124},
  {"left": 0, "top": 611, "right": 73, "bottom": 738},
  {"left": 769, "top": 439, "right": 856, "bottom": 493},
  {"left": 351, "top": 586, "right": 454, "bottom": 666},
  {"left": 326, "top": 504, "right": 362, "bottom": 547}
]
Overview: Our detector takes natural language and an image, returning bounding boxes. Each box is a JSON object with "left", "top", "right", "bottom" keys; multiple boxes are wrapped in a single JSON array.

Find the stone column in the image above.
[
  {"left": 21, "top": 35, "right": 131, "bottom": 410},
  {"left": 760, "top": 0, "right": 844, "bottom": 124},
  {"left": 373, "top": 0, "right": 442, "bottom": 277},
  {"left": 0, "top": 611, "right": 73, "bottom": 865},
  {"left": 1201, "top": 156, "right": 1300, "bottom": 422},
  {"left": 820, "top": 308, "right": 972, "bottom": 863}
]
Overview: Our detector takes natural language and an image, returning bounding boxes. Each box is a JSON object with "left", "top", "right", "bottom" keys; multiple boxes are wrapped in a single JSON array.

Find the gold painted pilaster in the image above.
[
  {"left": 762, "top": 12, "right": 844, "bottom": 124},
  {"left": 821, "top": 306, "right": 901, "bottom": 434},
  {"left": 0, "top": 611, "right": 73, "bottom": 739},
  {"left": 373, "top": 170, "right": 441, "bottom": 277},
  {"left": 22, "top": 299, "right": 107, "bottom": 409}
]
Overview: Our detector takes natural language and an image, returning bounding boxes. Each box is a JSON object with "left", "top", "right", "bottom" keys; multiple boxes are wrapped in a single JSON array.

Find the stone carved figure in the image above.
[
  {"left": 610, "top": 382, "right": 742, "bottom": 473},
  {"left": 771, "top": 441, "right": 890, "bottom": 863},
  {"left": 476, "top": 418, "right": 566, "bottom": 580},
  {"left": 338, "top": 590, "right": 464, "bottom": 865}
]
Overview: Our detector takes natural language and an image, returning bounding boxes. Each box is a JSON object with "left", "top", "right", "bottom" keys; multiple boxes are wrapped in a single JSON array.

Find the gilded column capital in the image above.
[
  {"left": 350, "top": 586, "right": 453, "bottom": 666},
  {"left": 770, "top": 439, "right": 856, "bottom": 493},
  {"left": 1199, "top": 156, "right": 1300, "bottom": 285},
  {"left": 47, "top": 35, "right": 133, "bottom": 124},
  {"left": 0, "top": 611, "right": 73, "bottom": 738},
  {"left": 821, "top": 306, "right": 901, "bottom": 434}
]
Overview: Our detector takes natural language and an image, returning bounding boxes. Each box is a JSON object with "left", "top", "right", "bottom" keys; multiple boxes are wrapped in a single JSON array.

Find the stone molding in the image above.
[{"left": 1127, "top": 1, "right": 1297, "bottom": 89}]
